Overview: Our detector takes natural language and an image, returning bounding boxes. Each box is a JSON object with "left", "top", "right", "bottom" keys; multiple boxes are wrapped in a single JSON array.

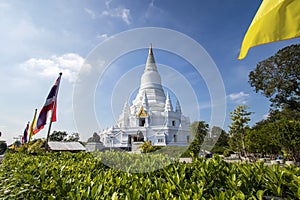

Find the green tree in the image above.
[
  {"left": 49, "top": 131, "right": 81, "bottom": 142},
  {"left": 49, "top": 131, "right": 68, "bottom": 141},
  {"left": 87, "top": 132, "right": 101, "bottom": 143},
  {"left": 245, "top": 125, "right": 280, "bottom": 158},
  {"left": 0, "top": 141, "right": 7, "bottom": 155},
  {"left": 66, "top": 133, "right": 80, "bottom": 142},
  {"left": 13, "top": 140, "right": 21, "bottom": 148},
  {"left": 248, "top": 109, "right": 300, "bottom": 161},
  {"left": 210, "top": 126, "right": 229, "bottom": 154},
  {"left": 186, "top": 121, "right": 209, "bottom": 158},
  {"left": 249, "top": 44, "right": 300, "bottom": 112},
  {"left": 268, "top": 108, "right": 300, "bottom": 121},
  {"left": 229, "top": 105, "right": 252, "bottom": 157},
  {"left": 273, "top": 119, "right": 300, "bottom": 162}
]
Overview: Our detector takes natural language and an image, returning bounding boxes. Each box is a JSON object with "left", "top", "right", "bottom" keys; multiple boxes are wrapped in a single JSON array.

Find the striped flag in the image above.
[
  {"left": 23, "top": 122, "right": 29, "bottom": 144},
  {"left": 33, "top": 73, "right": 62, "bottom": 134}
]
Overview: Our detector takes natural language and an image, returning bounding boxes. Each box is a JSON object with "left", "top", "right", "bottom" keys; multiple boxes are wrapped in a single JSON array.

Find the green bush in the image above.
[
  {"left": 139, "top": 141, "right": 161, "bottom": 153},
  {"left": 0, "top": 152, "right": 299, "bottom": 199},
  {"left": 223, "top": 149, "right": 231, "bottom": 157}
]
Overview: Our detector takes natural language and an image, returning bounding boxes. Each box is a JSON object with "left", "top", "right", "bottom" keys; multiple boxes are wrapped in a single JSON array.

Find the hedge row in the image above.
[{"left": 0, "top": 152, "right": 299, "bottom": 199}]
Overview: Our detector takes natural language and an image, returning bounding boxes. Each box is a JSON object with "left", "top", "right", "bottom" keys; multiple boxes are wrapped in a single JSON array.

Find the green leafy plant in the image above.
[{"left": 1, "top": 152, "right": 299, "bottom": 199}]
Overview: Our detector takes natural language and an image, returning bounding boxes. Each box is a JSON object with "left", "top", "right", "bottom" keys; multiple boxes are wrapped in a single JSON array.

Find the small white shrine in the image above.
[{"left": 99, "top": 45, "right": 191, "bottom": 149}]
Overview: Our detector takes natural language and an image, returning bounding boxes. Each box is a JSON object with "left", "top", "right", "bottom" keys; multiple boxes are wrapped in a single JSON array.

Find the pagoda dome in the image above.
[{"left": 140, "top": 70, "right": 162, "bottom": 89}]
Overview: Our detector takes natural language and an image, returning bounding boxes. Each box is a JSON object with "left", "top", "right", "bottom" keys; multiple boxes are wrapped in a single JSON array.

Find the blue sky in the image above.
[{"left": 0, "top": 0, "right": 299, "bottom": 144}]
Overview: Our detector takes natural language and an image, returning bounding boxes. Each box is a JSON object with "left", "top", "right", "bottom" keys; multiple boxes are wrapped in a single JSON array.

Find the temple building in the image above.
[{"left": 99, "top": 45, "right": 191, "bottom": 149}]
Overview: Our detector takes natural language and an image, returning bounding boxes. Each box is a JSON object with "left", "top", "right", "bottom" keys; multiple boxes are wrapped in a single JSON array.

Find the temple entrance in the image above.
[{"left": 128, "top": 131, "right": 144, "bottom": 146}]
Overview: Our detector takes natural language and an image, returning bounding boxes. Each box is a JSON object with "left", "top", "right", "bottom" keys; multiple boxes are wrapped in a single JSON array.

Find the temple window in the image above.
[
  {"left": 139, "top": 118, "right": 145, "bottom": 126},
  {"left": 173, "top": 134, "right": 177, "bottom": 142}
]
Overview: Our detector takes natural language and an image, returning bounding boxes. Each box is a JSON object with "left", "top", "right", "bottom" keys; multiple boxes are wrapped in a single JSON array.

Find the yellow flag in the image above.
[
  {"left": 28, "top": 109, "right": 37, "bottom": 142},
  {"left": 238, "top": 0, "right": 300, "bottom": 60}
]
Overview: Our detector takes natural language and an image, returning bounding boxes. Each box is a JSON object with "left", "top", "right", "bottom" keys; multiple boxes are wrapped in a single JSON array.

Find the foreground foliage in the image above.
[{"left": 0, "top": 152, "right": 299, "bottom": 199}]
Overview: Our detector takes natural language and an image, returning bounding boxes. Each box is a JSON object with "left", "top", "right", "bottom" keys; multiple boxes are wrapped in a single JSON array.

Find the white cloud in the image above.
[
  {"left": 97, "top": 33, "right": 109, "bottom": 40},
  {"left": 101, "top": 1, "right": 132, "bottom": 25},
  {"left": 20, "top": 53, "right": 85, "bottom": 82},
  {"left": 227, "top": 91, "right": 249, "bottom": 104},
  {"left": 84, "top": 8, "right": 96, "bottom": 19},
  {"left": 102, "top": 8, "right": 132, "bottom": 25},
  {"left": 149, "top": 0, "right": 155, "bottom": 7},
  {"left": 120, "top": 8, "right": 131, "bottom": 25},
  {"left": 144, "top": 0, "right": 166, "bottom": 22},
  {"left": 105, "top": 0, "right": 113, "bottom": 8}
]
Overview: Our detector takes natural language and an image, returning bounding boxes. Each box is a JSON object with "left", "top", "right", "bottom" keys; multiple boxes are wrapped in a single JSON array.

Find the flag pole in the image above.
[
  {"left": 46, "top": 72, "right": 62, "bottom": 144},
  {"left": 28, "top": 108, "right": 37, "bottom": 143}
]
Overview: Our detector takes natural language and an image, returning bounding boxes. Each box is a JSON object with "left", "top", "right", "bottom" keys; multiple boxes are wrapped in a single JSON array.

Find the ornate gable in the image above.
[{"left": 136, "top": 106, "right": 148, "bottom": 118}]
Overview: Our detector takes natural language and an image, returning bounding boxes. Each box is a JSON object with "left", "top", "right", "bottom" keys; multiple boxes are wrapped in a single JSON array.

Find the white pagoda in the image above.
[{"left": 99, "top": 45, "right": 191, "bottom": 149}]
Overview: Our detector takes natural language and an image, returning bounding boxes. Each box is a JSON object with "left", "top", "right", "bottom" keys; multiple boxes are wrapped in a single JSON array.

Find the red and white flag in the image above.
[{"left": 33, "top": 73, "right": 62, "bottom": 134}]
